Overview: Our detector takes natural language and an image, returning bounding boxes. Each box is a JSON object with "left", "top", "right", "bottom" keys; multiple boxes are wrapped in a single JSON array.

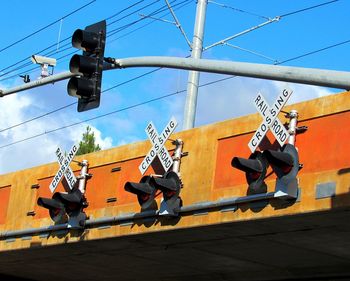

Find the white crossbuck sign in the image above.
[
  {"left": 49, "top": 144, "right": 79, "bottom": 193},
  {"left": 248, "top": 88, "right": 293, "bottom": 153},
  {"left": 139, "top": 117, "right": 178, "bottom": 175}
]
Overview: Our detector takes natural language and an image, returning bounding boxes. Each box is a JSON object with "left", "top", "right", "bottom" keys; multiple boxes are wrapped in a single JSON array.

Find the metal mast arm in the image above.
[{"left": 110, "top": 56, "right": 350, "bottom": 90}]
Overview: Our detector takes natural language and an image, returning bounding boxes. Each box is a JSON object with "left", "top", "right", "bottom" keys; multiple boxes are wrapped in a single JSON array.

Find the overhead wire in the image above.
[
  {"left": 0, "top": 0, "right": 337, "bottom": 79},
  {"left": 0, "top": 36, "right": 347, "bottom": 149},
  {"left": 0, "top": 0, "right": 191, "bottom": 83},
  {"left": 0, "top": 0, "right": 162, "bottom": 78},
  {"left": 0, "top": 0, "right": 346, "bottom": 148},
  {"left": 0, "top": 0, "right": 96, "bottom": 55},
  {"left": 279, "top": 0, "right": 339, "bottom": 17},
  {"left": 208, "top": 0, "right": 270, "bottom": 20},
  {"left": 0, "top": 75, "right": 233, "bottom": 149},
  {"left": 0, "top": 0, "right": 194, "bottom": 134}
]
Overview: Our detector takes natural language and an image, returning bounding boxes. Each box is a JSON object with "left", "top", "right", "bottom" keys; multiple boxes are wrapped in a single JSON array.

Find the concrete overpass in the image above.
[{"left": 0, "top": 91, "right": 350, "bottom": 280}]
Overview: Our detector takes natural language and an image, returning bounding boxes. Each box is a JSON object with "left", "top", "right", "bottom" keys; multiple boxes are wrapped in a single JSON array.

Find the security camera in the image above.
[{"left": 31, "top": 55, "right": 57, "bottom": 67}]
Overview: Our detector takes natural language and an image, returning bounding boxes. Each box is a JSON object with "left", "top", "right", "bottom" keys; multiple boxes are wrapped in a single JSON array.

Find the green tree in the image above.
[{"left": 76, "top": 126, "right": 101, "bottom": 155}]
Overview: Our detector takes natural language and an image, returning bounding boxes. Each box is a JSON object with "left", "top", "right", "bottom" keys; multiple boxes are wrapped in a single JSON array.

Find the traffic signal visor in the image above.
[
  {"left": 151, "top": 171, "right": 181, "bottom": 204},
  {"left": 37, "top": 196, "right": 68, "bottom": 224},
  {"left": 263, "top": 144, "right": 299, "bottom": 198},
  {"left": 232, "top": 151, "right": 268, "bottom": 194},
  {"left": 124, "top": 176, "right": 156, "bottom": 210}
]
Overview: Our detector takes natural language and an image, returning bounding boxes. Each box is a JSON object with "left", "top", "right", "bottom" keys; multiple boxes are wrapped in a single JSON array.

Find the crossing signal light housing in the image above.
[
  {"left": 124, "top": 171, "right": 182, "bottom": 216},
  {"left": 231, "top": 151, "right": 269, "bottom": 194},
  {"left": 152, "top": 171, "right": 182, "bottom": 216},
  {"left": 263, "top": 143, "right": 299, "bottom": 198},
  {"left": 124, "top": 176, "right": 157, "bottom": 210},
  {"left": 67, "top": 20, "right": 106, "bottom": 112},
  {"left": 37, "top": 189, "right": 87, "bottom": 227}
]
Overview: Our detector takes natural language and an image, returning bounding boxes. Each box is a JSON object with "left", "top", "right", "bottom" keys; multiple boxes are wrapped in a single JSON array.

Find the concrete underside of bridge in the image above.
[{"left": 0, "top": 207, "right": 350, "bottom": 281}]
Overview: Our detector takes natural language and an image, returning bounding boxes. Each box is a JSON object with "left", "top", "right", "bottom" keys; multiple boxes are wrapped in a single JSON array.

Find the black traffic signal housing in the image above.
[
  {"left": 231, "top": 151, "right": 269, "bottom": 194},
  {"left": 124, "top": 176, "right": 157, "bottom": 210},
  {"left": 37, "top": 189, "right": 87, "bottom": 227},
  {"left": 124, "top": 171, "right": 182, "bottom": 216},
  {"left": 263, "top": 144, "right": 299, "bottom": 198},
  {"left": 152, "top": 171, "right": 182, "bottom": 216},
  {"left": 67, "top": 20, "right": 106, "bottom": 112}
]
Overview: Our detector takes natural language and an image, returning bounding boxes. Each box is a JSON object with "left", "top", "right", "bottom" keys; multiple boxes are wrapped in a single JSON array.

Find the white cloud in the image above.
[
  {"left": 0, "top": 84, "right": 114, "bottom": 174},
  {"left": 192, "top": 74, "right": 339, "bottom": 127}
]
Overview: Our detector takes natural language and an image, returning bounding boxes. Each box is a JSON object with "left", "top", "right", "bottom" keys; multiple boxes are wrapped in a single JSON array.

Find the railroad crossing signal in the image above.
[
  {"left": 232, "top": 151, "right": 269, "bottom": 194},
  {"left": 38, "top": 160, "right": 90, "bottom": 227},
  {"left": 124, "top": 171, "right": 182, "bottom": 215},
  {"left": 124, "top": 176, "right": 157, "bottom": 210},
  {"left": 139, "top": 117, "right": 178, "bottom": 175},
  {"left": 37, "top": 188, "right": 87, "bottom": 226},
  {"left": 248, "top": 88, "right": 293, "bottom": 153},
  {"left": 263, "top": 144, "right": 299, "bottom": 198},
  {"left": 49, "top": 144, "right": 78, "bottom": 193}
]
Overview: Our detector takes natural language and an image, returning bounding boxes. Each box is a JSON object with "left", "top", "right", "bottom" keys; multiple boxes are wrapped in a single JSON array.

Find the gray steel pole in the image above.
[
  {"left": 111, "top": 56, "right": 350, "bottom": 90},
  {"left": 183, "top": 0, "right": 208, "bottom": 130},
  {"left": 0, "top": 71, "right": 79, "bottom": 97}
]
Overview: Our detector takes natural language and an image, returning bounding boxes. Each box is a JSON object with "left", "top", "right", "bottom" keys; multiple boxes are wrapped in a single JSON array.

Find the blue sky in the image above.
[{"left": 0, "top": 0, "right": 349, "bottom": 174}]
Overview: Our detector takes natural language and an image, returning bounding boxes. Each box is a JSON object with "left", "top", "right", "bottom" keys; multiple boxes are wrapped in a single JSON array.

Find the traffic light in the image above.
[
  {"left": 263, "top": 143, "right": 299, "bottom": 198},
  {"left": 152, "top": 171, "right": 182, "bottom": 216},
  {"left": 37, "top": 189, "right": 87, "bottom": 227},
  {"left": 67, "top": 20, "right": 106, "bottom": 112},
  {"left": 124, "top": 176, "right": 157, "bottom": 210},
  {"left": 124, "top": 171, "right": 182, "bottom": 215},
  {"left": 231, "top": 151, "right": 269, "bottom": 194}
]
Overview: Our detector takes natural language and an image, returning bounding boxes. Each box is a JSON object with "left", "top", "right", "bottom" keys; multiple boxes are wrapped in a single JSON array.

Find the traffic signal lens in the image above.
[
  {"left": 231, "top": 151, "right": 268, "bottom": 194},
  {"left": 249, "top": 171, "right": 261, "bottom": 180},
  {"left": 52, "top": 208, "right": 62, "bottom": 216},
  {"left": 140, "top": 193, "right": 150, "bottom": 203},
  {"left": 124, "top": 176, "right": 156, "bottom": 210},
  {"left": 72, "top": 29, "right": 99, "bottom": 51},
  {"left": 67, "top": 77, "right": 95, "bottom": 98},
  {"left": 69, "top": 54, "right": 98, "bottom": 75},
  {"left": 263, "top": 148, "right": 294, "bottom": 176}
]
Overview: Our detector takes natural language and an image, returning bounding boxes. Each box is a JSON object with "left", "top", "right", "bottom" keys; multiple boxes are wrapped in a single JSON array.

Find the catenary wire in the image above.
[
  {"left": 0, "top": 0, "right": 162, "bottom": 77},
  {"left": 0, "top": 34, "right": 348, "bottom": 149},
  {"left": 0, "top": 75, "right": 233, "bottom": 149},
  {"left": 208, "top": 0, "right": 270, "bottom": 20},
  {"left": 0, "top": 0, "right": 345, "bottom": 145},
  {"left": 280, "top": 0, "right": 339, "bottom": 17},
  {"left": 0, "top": 0, "right": 191, "bottom": 83},
  {"left": 0, "top": 0, "right": 185, "bottom": 81},
  {"left": 0, "top": 0, "right": 96, "bottom": 55},
  {"left": 0, "top": 0, "right": 335, "bottom": 80}
]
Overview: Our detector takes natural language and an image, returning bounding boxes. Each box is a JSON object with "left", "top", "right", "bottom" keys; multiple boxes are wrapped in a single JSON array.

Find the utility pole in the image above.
[{"left": 183, "top": 0, "right": 208, "bottom": 130}]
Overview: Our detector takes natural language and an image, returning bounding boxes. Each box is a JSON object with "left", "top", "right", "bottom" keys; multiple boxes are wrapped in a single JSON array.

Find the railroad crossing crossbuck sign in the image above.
[
  {"left": 49, "top": 144, "right": 79, "bottom": 193},
  {"left": 139, "top": 117, "right": 178, "bottom": 175},
  {"left": 248, "top": 88, "right": 293, "bottom": 153}
]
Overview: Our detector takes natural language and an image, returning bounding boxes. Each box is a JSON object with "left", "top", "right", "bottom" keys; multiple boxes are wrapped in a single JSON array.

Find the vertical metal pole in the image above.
[
  {"left": 287, "top": 110, "right": 298, "bottom": 146},
  {"left": 78, "top": 160, "right": 89, "bottom": 194},
  {"left": 183, "top": 0, "right": 208, "bottom": 130},
  {"left": 172, "top": 139, "right": 184, "bottom": 174}
]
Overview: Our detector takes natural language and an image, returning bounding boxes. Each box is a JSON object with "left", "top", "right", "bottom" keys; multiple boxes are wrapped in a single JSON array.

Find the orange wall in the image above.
[
  {"left": 214, "top": 111, "right": 350, "bottom": 189},
  {"left": 1, "top": 90, "right": 350, "bottom": 251},
  {"left": 0, "top": 186, "right": 10, "bottom": 224}
]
